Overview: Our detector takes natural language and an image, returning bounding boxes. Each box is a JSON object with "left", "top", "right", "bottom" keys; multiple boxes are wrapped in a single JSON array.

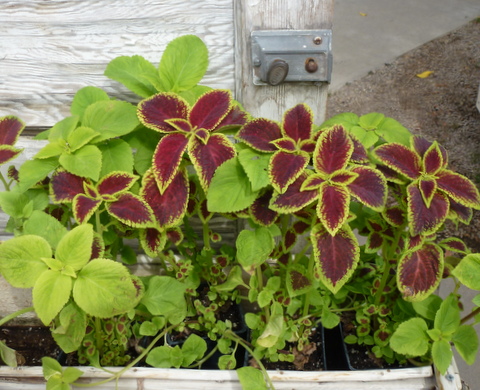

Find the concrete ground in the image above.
[{"left": 330, "top": 1, "right": 480, "bottom": 387}]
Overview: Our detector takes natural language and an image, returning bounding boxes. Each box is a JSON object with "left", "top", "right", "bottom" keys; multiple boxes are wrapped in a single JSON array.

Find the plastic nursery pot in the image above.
[
  {"left": 322, "top": 325, "right": 350, "bottom": 370},
  {"left": 167, "top": 302, "right": 248, "bottom": 370},
  {"left": 245, "top": 325, "right": 327, "bottom": 371}
]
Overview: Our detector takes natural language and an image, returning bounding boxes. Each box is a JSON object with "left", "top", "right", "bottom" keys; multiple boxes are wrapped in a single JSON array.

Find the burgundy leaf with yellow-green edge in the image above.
[
  {"left": 374, "top": 143, "right": 421, "bottom": 180},
  {"left": 73, "top": 194, "right": 101, "bottom": 224},
  {"left": 383, "top": 206, "right": 406, "bottom": 227},
  {"left": 152, "top": 132, "right": 189, "bottom": 193},
  {"left": 413, "top": 135, "right": 448, "bottom": 167},
  {"left": 51, "top": 170, "right": 89, "bottom": 203},
  {"left": 314, "top": 125, "right": 353, "bottom": 175},
  {"left": 250, "top": 189, "right": 278, "bottom": 226},
  {"left": 270, "top": 172, "right": 318, "bottom": 213},
  {"left": 97, "top": 171, "right": 138, "bottom": 196},
  {"left": 407, "top": 184, "right": 449, "bottom": 236},
  {"left": 217, "top": 105, "right": 248, "bottom": 130},
  {"left": 166, "top": 227, "right": 183, "bottom": 246},
  {"left": 189, "top": 89, "right": 232, "bottom": 130},
  {"left": 397, "top": 242, "right": 443, "bottom": 301},
  {"left": 141, "top": 169, "right": 189, "bottom": 227},
  {"left": 422, "top": 142, "right": 443, "bottom": 174},
  {"left": 448, "top": 199, "right": 472, "bottom": 224},
  {"left": 439, "top": 237, "right": 469, "bottom": 254},
  {"left": 317, "top": 183, "right": 350, "bottom": 235},
  {"left": 106, "top": 192, "right": 153, "bottom": 228},
  {"left": 137, "top": 93, "right": 189, "bottom": 133},
  {"left": 0, "top": 116, "right": 24, "bottom": 145},
  {"left": 311, "top": 223, "right": 359, "bottom": 294},
  {"left": 348, "top": 166, "right": 387, "bottom": 210},
  {"left": 140, "top": 227, "right": 167, "bottom": 258},
  {"left": 418, "top": 177, "right": 437, "bottom": 207},
  {"left": 188, "top": 133, "right": 236, "bottom": 191},
  {"left": 436, "top": 170, "right": 480, "bottom": 209},
  {"left": 282, "top": 103, "right": 313, "bottom": 142},
  {"left": 236, "top": 117, "right": 282, "bottom": 152},
  {"left": 269, "top": 150, "right": 309, "bottom": 193}
]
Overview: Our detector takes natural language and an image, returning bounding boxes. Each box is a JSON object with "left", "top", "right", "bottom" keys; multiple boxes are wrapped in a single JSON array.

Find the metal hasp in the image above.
[{"left": 251, "top": 30, "right": 332, "bottom": 86}]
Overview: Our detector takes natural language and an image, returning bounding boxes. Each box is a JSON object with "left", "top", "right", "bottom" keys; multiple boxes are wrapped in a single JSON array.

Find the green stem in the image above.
[
  {"left": 203, "top": 221, "right": 211, "bottom": 251},
  {"left": 226, "top": 331, "right": 276, "bottom": 390},
  {"left": 256, "top": 265, "right": 269, "bottom": 322},
  {"left": 0, "top": 306, "right": 35, "bottom": 327},
  {"left": 73, "top": 324, "right": 177, "bottom": 388},
  {"left": 0, "top": 171, "right": 10, "bottom": 191}
]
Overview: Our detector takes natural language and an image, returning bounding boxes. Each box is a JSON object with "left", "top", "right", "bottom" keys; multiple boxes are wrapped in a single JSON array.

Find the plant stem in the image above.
[
  {"left": 0, "top": 171, "right": 10, "bottom": 191},
  {"left": 460, "top": 307, "right": 480, "bottom": 325},
  {"left": 0, "top": 306, "right": 35, "bottom": 327},
  {"left": 226, "top": 331, "right": 276, "bottom": 390},
  {"left": 203, "top": 221, "right": 211, "bottom": 251},
  {"left": 73, "top": 324, "right": 177, "bottom": 388},
  {"left": 256, "top": 265, "right": 269, "bottom": 322}
]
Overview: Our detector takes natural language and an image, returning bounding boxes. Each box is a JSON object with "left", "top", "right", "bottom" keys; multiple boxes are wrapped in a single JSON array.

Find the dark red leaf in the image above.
[
  {"left": 383, "top": 206, "right": 406, "bottom": 227},
  {"left": 152, "top": 132, "right": 189, "bottom": 193},
  {"left": 250, "top": 189, "right": 278, "bottom": 226},
  {"left": 448, "top": 199, "right": 472, "bottom": 224},
  {"left": 407, "top": 184, "right": 449, "bottom": 236},
  {"left": 439, "top": 237, "right": 468, "bottom": 254},
  {"left": 418, "top": 178, "right": 437, "bottom": 207},
  {"left": 51, "top": 170, "right": 88, "bottom": 202},
  {"left": 283, "top": 229, "right": 297, "bottom": 252},
  {"left": 311, "top": 223, "right": 359, "bottom": 293},
  {"left": 0, "top": 116, "right": 24, "bottom": 145},
  {"left": 269, "top": 151, "right": 309, "bottom": 193},
  {"left": 166, "top": 227, "right": 183, "bottom": 245},
  {"left": 216, "top": 105, "right": 248, "bottom": 129},
  {"left": 436, "top": 170, "right": 480, "bottom": 208},
  {"left": 270, "top": 172, "right": 318, "bottom": 213},
  {"left": 397, "top": 243, "right": 443, "bottom": 301},
  {"left": 413, "top": 136, "right": 448, "bottom": 167},
  {"left": 366, "top": 232, "right": 383, "bottom": 252},
  {"left": 423, "top": 142, "right": 443, "bottom": 174},
  {"left": 97, "top": 172, "right": 138, "bottom": 196},
  {"left": 282, "top": 104, "right": 313, "bottom": 142},
  {"left": 350, "top": 135, "right": 368, "bottom": 163},
  {"left": 236, "top": 118, "right": 282, "bottom": 152},
  {"left": 299, "top": 140, "right": 316, "bottom": 154},
  {"left": 138, "top": 93, "right": 189, "bottom": 133},
  {"left": 272, "top": 138, "right": 296, "bottom": 152},
  {"left": 314, "top": 126, "right": 353, "bottom": 175},
  {"left": 188, "top": 133, "right": 236, "bottom": 191},
  {"left": 0, "top": 146, "right": 22, "bottom": 165},
  {"left": 189, "top": 90, "right": 231, "bottom": 130},
  {"left": 317, "top": 184, "right": 350, "bottom": 235},
  {"left": 374, "top": 143, "right": 421, "bottom": 180},
  {"left": 106, "top": 192, "right": 154, "bottom": 227},
  {"left": 141, "top": 169, "right": 188, "bottom": 227},
  {"left": 140, "top": 228, "right": 167, "bottom": 257},
  {"left": 73, "top": 194, "right": 101, "bottom": 224}
]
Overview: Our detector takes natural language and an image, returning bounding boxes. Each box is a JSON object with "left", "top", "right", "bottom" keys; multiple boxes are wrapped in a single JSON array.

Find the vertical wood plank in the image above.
[{"left": 234, "top": 0, "right": 334, "bottom": 124}]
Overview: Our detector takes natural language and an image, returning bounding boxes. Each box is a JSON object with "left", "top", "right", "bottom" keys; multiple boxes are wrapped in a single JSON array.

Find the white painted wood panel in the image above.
[{"left": 0, "top": 0, "right": 235, "bottom": 126}]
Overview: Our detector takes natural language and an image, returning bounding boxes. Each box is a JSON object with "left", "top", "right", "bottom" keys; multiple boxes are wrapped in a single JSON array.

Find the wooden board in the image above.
[{"left": 0, "top": 0, "right": 235, "bottom": 127}]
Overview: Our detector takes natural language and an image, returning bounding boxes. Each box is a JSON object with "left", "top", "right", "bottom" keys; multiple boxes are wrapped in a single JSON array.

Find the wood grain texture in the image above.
[
  {"left": 0, "top": 0, "right": 235, "bottom": 126},
  {"left": 234, "top": 0, "right": 334, "bottom": 124}
]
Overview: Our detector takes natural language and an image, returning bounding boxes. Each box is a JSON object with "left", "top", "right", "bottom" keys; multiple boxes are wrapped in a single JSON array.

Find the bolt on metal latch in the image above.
[{"left": 251, "top": 30, "right": 332, "bottom": 86}]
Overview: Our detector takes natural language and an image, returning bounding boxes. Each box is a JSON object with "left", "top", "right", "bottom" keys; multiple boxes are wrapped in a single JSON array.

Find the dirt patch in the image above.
[{"left": 327, "top": 18, "right": 480, "bottom": 252}]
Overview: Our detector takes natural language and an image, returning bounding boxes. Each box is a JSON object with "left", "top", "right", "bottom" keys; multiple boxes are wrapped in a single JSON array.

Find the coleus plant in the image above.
[{"left": 0, "top": 33, "right": 478, "bottom": 390}]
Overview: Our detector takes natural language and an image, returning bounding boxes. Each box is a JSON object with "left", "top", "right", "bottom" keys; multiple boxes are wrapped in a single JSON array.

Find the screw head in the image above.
[
  {"left": 305, "top": 58, "right": 318, "bottom": 73},
  {"left": 313, "top": 36, "right": 322, "bottom": 45}
]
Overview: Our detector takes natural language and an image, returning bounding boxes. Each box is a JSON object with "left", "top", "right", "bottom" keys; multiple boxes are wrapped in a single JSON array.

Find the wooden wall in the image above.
[{"left": 0, "top": 0, "right": 333, "bottom": 128}]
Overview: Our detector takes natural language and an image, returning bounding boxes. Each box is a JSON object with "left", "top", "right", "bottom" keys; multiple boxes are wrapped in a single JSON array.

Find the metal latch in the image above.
[{"left": 251, "top": 30, "right": 332, "bottom": 86}]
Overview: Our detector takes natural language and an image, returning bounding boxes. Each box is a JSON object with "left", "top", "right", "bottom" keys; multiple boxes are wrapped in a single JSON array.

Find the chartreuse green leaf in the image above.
[
  {"left": 257, "top": 302, "right": 285, "bottom": 348},
  {"left": 146, "top": 346, "right": 178, "bottom": 368},
  {"left": 42, "top": 356, "right": 83, "bottom": 390},
  {"left": 318, "top": 112, "right": 359, "bottom": 131},
  {"left": 434, "top": 294, "right": 460, "bottom": 335},
  {"left": 218, "top": 354, "right": 236, "bottom": 370},
  {"left": 179, "top": 85, "right": 212, "bottom": 106},
  {"left": 33, "top": 270, "right": 73, "bottom": 325},
  {"left": 18, "top": 157, "right": 59, "bottom": 192},
  {"left": 207, "top": 156, "right": 259, "bottom": 213},
  {"left": 140, "top": 275, "right": 187, "bottom": 325},
  {"left": 376, "top": 117, "right": 412, "bottom": 145},
  {"left": 52, "top": 302, "right": 87, "bottom": 353},
  {"left": 237, "top": 147, "right": 271, "bottom": 192},
  {"left": 0, "top": 340, "right": 17, "bottom": 367},
  {"left": 236, "top": 227, "right": 274, "bottom": 274},
  {"left": 237, "top": 367, "right": 268, "bottom": 390},
  {"left": 412, "top": 294, "right": 443, "bottom": 321},
  {"left": 67, "top": 126, "right": 99, "bottom": 152},
  {"left": 390, "top": 317, "right": 430, "bottom": 356},
  {"left": 0, "top": 235, "right": 51, "bottom": 288},
  {"left": 104, "top": 55, "right": 161, "bottom": 97},
  {"left": 48, "top": 116, "right": 80, "bottom": 142},
  {"left": 452, "top": 325, "right": 479, "bottom": 365},
  {"left": 158, "top": 35, "right": 208, "bottom": 93},
  {"left": 181, "top": 334, "right": 208, "bottom": 366},
  {"left": 55, "top": 224, "right": 93, "bottom": 270},
  {"left": 82, "top": 100, "right": 139, "bottom": 142},
  {"left": 71, "top": 86, "right": 110, "bottom": 118},
  {"left": 452, "top": 254, "right": 480, "bottom": 290},
  {"left": 59, "top": 144, "right": 102, "bottom": 181},
  {"left": 73, "top": 259, "right": 140, "bottom": 318},
  {"left": 24, "top": 210, "right": 68, "bottom": 249},
  {"left": 98, "top": 138, "right": 134, "bottom": 177},
  {"left": 0, "top": 191, "right": 31, "bottom": 218},
  {"left": 432, "top": 339, "right": 453, "bottom": 375}
]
